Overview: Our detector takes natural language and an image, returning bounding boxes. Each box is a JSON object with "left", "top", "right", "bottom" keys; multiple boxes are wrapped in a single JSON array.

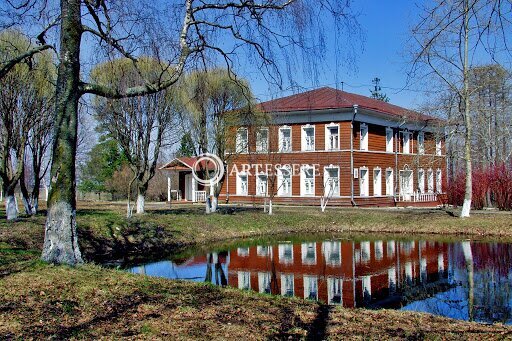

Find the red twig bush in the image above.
[{"left": 447, "top": 162, "right": 512, "bottom": 210}]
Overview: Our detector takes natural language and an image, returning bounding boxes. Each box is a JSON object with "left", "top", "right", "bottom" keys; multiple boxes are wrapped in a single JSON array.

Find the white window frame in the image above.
[
  {"left": 359, "top": 166, "right": 369, "bottom": 197},
  {"left": 280, "top": 273, "right": 294, "bottom": 296},
  {"left": 256, "top": 172, "right": 268, "bottom": 196},
  {"left": 427, "top": 168, "right": 434, "bottom": 193},
  {"left": 301, "top": 242, "right": 317, "bottom": 265},
  {"left": 236, "top": 127, "right": 248, "bottom": 153},
  {"left": 303, "top": 275, "right": 318, "bottom": 300},
  {"left": 300, "top": 165, "right": 315, "bottom": 196},
  {"left": 325, "top": 123, "right": 340, "bottom": 151},
  {"left": 373, "top": 167, "right": 382, "bottom": 196},
  {"left": 386, "top": 127, "right": 393, "bottom": 153},
  {"left": 277, "top": 166, "right": 292, "bottom": 196},
  {"left": 418, "top": 168, "right": 425, "bottom": 193},
  {"left": 255, "top": 127, "right": 269, "bottom": 153},
  {"left": 278, "top": 126, "right": 292, "bottom": 152},
  {"left": 301, "top": 124, "right": 315, "bottom": 151},
  {"left": 327, "top": 277, "right": 343, "bottom": 305},
  {"left": 436, "top": 138, "right": 442, "bottom": 155},
  {"left": 360, "top": 123, "right": 368, "bottom": 151},
  {"left": 436, "top": 168, "right": 442, "bottom": 193},
  {"left": 418, "top": 132, "right": 425, "bottom": 155},
  {"left": 323, "top": 165, "right": 340, "bottom": 197},
  {"left": 401, "top": 131, "right": 411, "bottom": 154},
  {"left": 385, "top": 168, "right": 394, "bottom": 196},
  {"left": 236, "top": 172, "right": 248, "bottom": 195}
]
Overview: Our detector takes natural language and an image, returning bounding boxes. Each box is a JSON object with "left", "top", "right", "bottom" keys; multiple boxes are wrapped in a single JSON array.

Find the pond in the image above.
[{"left": 126, "top": 235, "right": 512, "bottom": 324}]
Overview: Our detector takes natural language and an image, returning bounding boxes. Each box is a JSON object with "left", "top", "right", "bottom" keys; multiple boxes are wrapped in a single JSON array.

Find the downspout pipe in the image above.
[{"left": 350, "top": 105, "right": 358, "bottom": 207}]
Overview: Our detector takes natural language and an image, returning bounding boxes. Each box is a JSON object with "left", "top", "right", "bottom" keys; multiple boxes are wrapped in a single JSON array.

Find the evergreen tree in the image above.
[
  {"left": 177, "top": 132, "right": 196, "bottom": 157},
  {"left": 370, "top": 77, "right": 390, "bottom": 102}
]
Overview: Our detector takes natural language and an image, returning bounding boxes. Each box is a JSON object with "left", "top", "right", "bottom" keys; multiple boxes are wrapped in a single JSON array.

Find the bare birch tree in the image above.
[{"left": 410, "top": 0, "right": 512, "bottom": 217}]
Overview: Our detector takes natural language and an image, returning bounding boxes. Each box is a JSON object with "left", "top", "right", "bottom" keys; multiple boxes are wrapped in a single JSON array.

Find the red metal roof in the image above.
[
  {"left": 258, "top": 87, "right": 437, "bottom": 122},
  {"left": 160, "top": 156, "right": 217, "bottom": 171}
]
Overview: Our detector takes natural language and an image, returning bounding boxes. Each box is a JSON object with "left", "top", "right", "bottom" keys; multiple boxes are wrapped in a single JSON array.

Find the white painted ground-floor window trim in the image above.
[
  {"left": 359, "top": 166, "right": 369, "bottom": 197},
  {"left": 277, "top": 166, "right": 292, "bottom": 196},
  {"left": 323, "top": 165, "right": 340, "bottom": 197},
  {"left": 373, "top": 167, "right": 382, "bottom": 196},
  {"left": 236, "top": 172, "right": 248, "bottom": 196},
  {"left": 418, "top": 168, "right": 425, "bottom": 193},
  {"left": 255, "top": 172, "right": 268, "bottom": 196},
  {"left": 300, "top": 165, "right": 315, "bottom": 196},
  {"left": 385, "top": 168, "right": 394, "bottom": 196}
]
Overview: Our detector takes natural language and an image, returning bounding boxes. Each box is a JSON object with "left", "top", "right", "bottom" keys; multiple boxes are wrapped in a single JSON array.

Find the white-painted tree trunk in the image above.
[
  {"left": 268, "top": 199, "right": 273, "bottom": 215},
  {"left": 462, "top": 240, "right": 474, "bottom": 321},
  {"left": 32, "top": 197, "right": 39, "bottom": 214},
  {"left": 42, "top": 201, "right": 83, "bottom": 265},
  {"left": 461, "top": 199, "right": 471, "bottom": 218},
  {"left": 5, "top": 195, "right": 18, "bottom": 220},
  {"left": 211, "top": 196, "right": 218, "bottom": 213},
  {"left": 136, "top": 194, "right": 145, "bottom": 214},
  {"left": 22, "top": 195, "right": 33, "bottom": 215}
]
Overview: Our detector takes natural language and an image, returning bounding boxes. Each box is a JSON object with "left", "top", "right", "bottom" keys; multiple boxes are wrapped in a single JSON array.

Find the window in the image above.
[
  {"left": 301, "top": 242, "right": 317, "bottom": 265},
  {"left": 359, "top": 167, "right": 369, "bottom": 196},
  {"left": 324, "top": 166, "right": 340, "bottom": 197},
  {"left": 277, "top": 166, "right": 292, "bottom": 196},
  {"left": 238, "top": 271, "right": 251, "bottom": 290},
  {"left": 386, "top": 128, "right": 393, "bottom": 153},
  {"left": 258, "top": 272, "right": 271, "bottom": 294},
  {"left": 401, "top": 131, "right": 411, "bottom": 154},
  {"left": 281, "top": 274, "right": 294, "bottom": 297},
  {"left": 255, "top": 127, "right": 268, "bottom": 152},
  {"left": 373, "top": 168, "right": 382, "bottom": 196},
  {"left": 325, "top": 123, "right": 339, "bottom": 150},
  {"left": 257, "top": 245, "right": 271, "bottom": 257},
  {"left": 302, "top": 125, "right": 315, "bottom": 151},
  {"left": 360, "top": 123, "right": 368, "bottom": 151},
  {"left": 256, "top": 173, "right": 267, "bottom": 196},
  {"left": 279, "top": 126, "right": 292, "bottom": 152},
  {"left": 301, "top": 165, "right": 315, "bottom": 196},
  {"left": 418, "top": 132, "right": 425, "bottom": 154},
  {"left": 386, "top": 168, "right": 394, "bottom": 196},
  {"left": 436, "top": 169, "right": 442, "bottom": 193},
  {"left": 323, "top": 241, "right": 341, "bottom": 265},
  {"left": 236, "top": 127, "right": 248, "bottom": 153},
  {"left": 375, "top": 240, "right": 383, "bottom": 260},
  {"left": 303, "top": 275, "right": 318, "bottom": 300},
  {"left": 327, "top": 278, "right": 343, "bottom": 305},
  {"left": 278, "top": 244, "right": 293, "bottom": 264},
  {"left": 237, "top": 247, "right": 249, "bottom": 257},
  {"left": 436, "top": 138, "right": 442, "bottom": 155},
  {"left": 418, "top": 169, "right": 425, "bottom": 193},
  {"left": 427, "top": 169, "right": 434, "bottom": 193},
  {"left": 236, "top": 172, "right": 248, "bottom": 195}
]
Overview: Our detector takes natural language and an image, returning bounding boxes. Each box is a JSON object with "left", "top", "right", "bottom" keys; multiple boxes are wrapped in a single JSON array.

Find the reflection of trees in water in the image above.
[{"left": 204, "top": 252, "right": 227, "bottom": 286}]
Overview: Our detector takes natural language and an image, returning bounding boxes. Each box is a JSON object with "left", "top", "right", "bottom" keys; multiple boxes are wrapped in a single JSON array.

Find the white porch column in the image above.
[
  {"left": 192, "top": 177, "right": 196, "bottom": 202},
  {"left": 167, "top": 176, "right": 171, "bottom": 202}
]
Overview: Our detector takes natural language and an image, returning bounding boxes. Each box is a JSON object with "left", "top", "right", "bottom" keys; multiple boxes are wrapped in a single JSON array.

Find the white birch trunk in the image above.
[
  {"left": 136, "top": 194, "right": 145, "bottom": 214},
  {"left": 268, "top": 199, "right": 273, "bottom": 215},
  {"left": 211, "top": 196, "right": 218, "bottom": 212},
  {"left": 5, "top": 195, "right": 18, "bottom": 220}
]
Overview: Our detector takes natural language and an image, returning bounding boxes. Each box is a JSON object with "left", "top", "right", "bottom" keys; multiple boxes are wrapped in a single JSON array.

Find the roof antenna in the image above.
[{"left": 341, "top": 81, "right": 344, "bottom": 91}]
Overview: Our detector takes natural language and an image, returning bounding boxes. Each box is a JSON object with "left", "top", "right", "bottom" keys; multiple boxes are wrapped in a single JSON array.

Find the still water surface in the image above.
[{"left": 126, "top": 237, "right": 512, "bottom": 324}]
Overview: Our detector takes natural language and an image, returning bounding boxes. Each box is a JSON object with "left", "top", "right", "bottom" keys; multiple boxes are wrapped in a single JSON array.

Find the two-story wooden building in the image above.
[{"left": 163, "top": 86, "right": 446, "bottom": 207}]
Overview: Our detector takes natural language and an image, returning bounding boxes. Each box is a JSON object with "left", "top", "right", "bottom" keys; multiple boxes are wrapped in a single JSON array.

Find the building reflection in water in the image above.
[
  {"left": 227, "top": 239, "right": 449, "bottom": 309},
  {"left": 128, "top": 239, "right": 512, "bottom": 324}
]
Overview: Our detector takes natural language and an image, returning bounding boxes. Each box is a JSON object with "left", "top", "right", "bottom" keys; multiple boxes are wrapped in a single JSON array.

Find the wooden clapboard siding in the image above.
[{"left": 219, "top": 118, "right": 445, "bottom": 208}]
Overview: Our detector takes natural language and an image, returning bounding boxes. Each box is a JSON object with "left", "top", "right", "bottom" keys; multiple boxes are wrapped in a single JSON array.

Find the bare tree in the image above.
[
  {"left": 0, "top": 30, "right": 54, "bottom": 220},
  {"left": 410, "top": 0, "right": 512, "bottom": 217},
  {"left": 1, "top": 0, "right": 360, "bottom": 265},
  {"left": 93, "top": 58, "right": 179, "bottom": 215}
]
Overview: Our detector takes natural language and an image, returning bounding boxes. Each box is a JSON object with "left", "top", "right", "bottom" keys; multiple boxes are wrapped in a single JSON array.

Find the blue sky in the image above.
[{"left": 248, "top": 0, "right": 424, "bottom": 109}]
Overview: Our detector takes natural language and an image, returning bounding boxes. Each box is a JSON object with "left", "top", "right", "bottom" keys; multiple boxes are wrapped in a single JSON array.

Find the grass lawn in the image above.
[{"left": 1, "top": 201, "right": 512, "bottom": 339}]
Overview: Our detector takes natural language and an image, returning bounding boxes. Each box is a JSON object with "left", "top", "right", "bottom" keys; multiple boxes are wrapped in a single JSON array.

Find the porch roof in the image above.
[{"left": 159, "top": 156, "right": 217, "bottom": 171}]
